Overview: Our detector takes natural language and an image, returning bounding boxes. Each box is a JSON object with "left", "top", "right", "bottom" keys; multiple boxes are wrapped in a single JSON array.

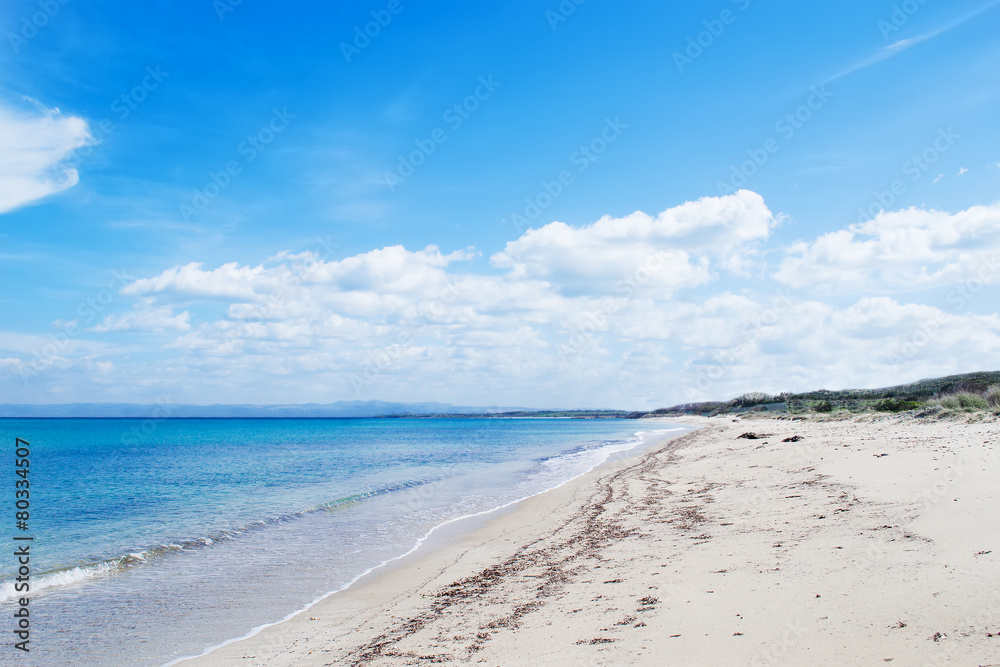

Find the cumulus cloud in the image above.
[
  {"left": 6, "top": 192, "right": 999, "bottom": 407},
  {"left": 775, "top": 203, "right": 1000, "bottom": 292},
  {"left": 107, "top": 195, "right": 780, "bottom": 371},
  {"left": 122, "top": 262, "right": 276, "bottom": 300},
  {"left": 0, "top": 98, "right": 92, "bottom": 214},
  {"left": 91, "top": 305, "right": 191, "bottom": 333},
  {"left": 123, "top": 245, "right": 477, "bottom": 302},
  {"left": 491, "top": 190, "right": 776, "bottom": 292},
  {"left": 299, "top": 245, "right": 477, "bottom": 293},
  {"left": 677, "top": 296, "right": 1000, "bottom": 402}
]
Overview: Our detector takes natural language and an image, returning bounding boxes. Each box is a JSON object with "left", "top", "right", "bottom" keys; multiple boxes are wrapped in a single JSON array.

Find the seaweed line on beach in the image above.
[{"left": 341, "top": 429, "right": 712, "bottom": 665}]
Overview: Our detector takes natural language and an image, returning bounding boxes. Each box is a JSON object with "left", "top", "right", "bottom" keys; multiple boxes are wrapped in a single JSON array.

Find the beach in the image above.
[{"left": 190, "top": 414, "right": 1000, "bottom": 666}]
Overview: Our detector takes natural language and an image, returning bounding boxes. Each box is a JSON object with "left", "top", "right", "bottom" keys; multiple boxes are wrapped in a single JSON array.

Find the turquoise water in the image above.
[{"left": 0, "top": 418, "right": 683, "bottom": 665}]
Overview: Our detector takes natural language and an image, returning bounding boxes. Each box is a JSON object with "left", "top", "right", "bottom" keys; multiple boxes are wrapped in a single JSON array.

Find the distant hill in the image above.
[
  {"left": 7, "top": 371, "right": 996, "bottom": 419},
  {"left": 649, "top": 371, "right": 1000, "bottom": 416},
  {"left": 0, "top": 400, "right": 527, "bottom": 419}
]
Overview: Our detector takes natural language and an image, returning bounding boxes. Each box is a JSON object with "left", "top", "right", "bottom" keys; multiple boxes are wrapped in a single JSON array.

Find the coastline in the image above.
[
  {"left": 176, "top": 423, "right": 693, "bottom": 665},
  {"left": 188, "top": 414, "right": 999, "bottom": 666}
]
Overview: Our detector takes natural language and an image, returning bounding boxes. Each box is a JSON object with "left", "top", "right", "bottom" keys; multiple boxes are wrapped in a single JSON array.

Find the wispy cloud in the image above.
[
  {"left": 823, "top": 0, "right": 1000, "bottom": 85},
  {"left": 0, "top": 97, "right": 93, "bottom": 215},
  {"left": 957, "top": 167, "right": 969, "bottom": 176}
]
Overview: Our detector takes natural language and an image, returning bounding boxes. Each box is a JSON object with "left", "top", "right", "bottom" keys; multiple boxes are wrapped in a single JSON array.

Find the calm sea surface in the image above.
[{"left": 0, "top": 418, "right": 685, "bottom": 665}]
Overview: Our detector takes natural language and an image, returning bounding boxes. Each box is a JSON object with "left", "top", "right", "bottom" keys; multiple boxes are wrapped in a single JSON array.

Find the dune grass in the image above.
[{"left": 928, "top": 386, "right": 999, "bottom": 413}]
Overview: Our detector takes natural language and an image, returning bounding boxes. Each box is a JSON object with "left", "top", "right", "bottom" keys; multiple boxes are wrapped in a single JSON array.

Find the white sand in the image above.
[{"left": 188, "top": 414, "right": 1000, "bottom": 666}]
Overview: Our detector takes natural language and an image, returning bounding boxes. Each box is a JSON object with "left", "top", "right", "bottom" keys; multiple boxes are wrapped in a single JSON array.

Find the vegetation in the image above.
[
  {"left": 873, "top": 398, "right": 922, "bottom": 413},
  {"left": 930, "top": 392, "right": 991, "bottom": 412},
  {"left": 649, "top": 402, "right": 725, "bottom": 416},
  {"left": 988, "top": 385, "right": 1000, "bottom": 408},
  {"left": 405, "top": 372, "right": 1000, "bottom": 421},
  {"left": 646, "top": 371, "right": 1000, "bottom": 418},
  {"left": 732, "top": 392, "right": 789, "bottom": 409}
]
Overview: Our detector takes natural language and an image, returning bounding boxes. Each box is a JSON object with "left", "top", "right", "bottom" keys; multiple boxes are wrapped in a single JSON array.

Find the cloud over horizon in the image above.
[{"left": 5, "top": 191, "right": 999, "bottom": 407}]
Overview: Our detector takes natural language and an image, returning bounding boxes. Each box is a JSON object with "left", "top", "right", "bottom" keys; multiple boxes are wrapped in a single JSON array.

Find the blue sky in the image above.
[{"left": 1, "top": 0, "right": 999, "bottom": 408}]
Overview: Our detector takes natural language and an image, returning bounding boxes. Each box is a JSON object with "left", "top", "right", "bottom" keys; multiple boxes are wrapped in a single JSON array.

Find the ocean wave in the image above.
[
  {"left": 0, "top": 477, "right": 437, "bottom": 604},
  {"left": 166, "top": 427, "right": 694, "bottom": 666},
  {"left": 531, "top": 428, "right": 681, "bottom": 476},
  {"left": 0, "top": 429, "right": 687, "bottom": 608}
]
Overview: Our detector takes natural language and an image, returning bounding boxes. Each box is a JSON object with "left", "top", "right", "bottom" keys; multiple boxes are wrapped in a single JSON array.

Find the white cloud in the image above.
[
  {"left": 957, "top": 167, "right": 968, "bottom": 176},
  {"left": 5, "top": 192, "right": 1000, "bottom": 408},
  {"left": 91, "top": 306, "right": 192, "bottom": 333},
  {"left": 828, "top": 1, "right": 1000, "bottom": 85},
  {"left": 121, "top": 261, "right": 275, "bottom": 300},
  {"left": 123, "top": 245, "right": 477, "bottom": 303},
  {"left": 0, "top": 98, "right": 92, "bottom": 214},
  {"left": 775, "top": 203, "right": 1000, "bottom": 292},
  {"left": 677, "top": 296, "right": 1000, "bottom": 402},
  {"left": 490, "top": 190, "right": 776, "bottom": 293},
  {"left": 932, "top": 173, "right": 943, "bottom": 184},
  {"left": 11, "top": 288, "right": 998, "bottom": 409}
]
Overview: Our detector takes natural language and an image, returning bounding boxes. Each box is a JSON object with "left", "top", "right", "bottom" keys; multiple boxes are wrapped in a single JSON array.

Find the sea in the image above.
[{"left": 0, "top": 417, "right": 686, "bottom": 665}]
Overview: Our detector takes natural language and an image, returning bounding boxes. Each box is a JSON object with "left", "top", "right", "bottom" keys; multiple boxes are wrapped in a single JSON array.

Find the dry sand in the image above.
[{"left": 189, "top": 414, "right": 1000, "bottom": 666}]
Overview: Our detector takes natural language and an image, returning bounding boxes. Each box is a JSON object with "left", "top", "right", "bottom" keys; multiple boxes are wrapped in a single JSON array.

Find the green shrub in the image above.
[
  {"left": 874, "top": 399, "right": 921, "bottom": 412},
  {"left": 937, "top": 396, "right": 961, "bottom": 410},
  {"left": 733, "top": 392, "right": 777, "bottom": 408},
  {"left": 814, "top": 400, "right": 833, "bottom": 413},
  {"left": 957, "top": 393, "right": 990, "bottom": 410},
  {"left": 934, "top": 393, "right": 992, "bottom": 411}
]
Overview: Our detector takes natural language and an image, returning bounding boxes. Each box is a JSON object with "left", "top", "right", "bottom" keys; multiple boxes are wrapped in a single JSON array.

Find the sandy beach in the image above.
[{"left": 189, "top": 414, "right": 1000, "bottom": 666}]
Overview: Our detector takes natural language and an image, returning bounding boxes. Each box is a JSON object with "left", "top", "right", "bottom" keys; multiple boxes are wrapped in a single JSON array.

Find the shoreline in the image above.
[
  {"left": 177, "top": 423, "right": 694, "bottom": 666},
  {"left": 190, "top": 414, "right": 999, "bottom": 666}
]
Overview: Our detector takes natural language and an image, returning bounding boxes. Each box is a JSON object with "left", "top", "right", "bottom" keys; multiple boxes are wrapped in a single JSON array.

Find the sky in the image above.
[{"left": 1, "top": 0, "right": 999, "bottom": 409}]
